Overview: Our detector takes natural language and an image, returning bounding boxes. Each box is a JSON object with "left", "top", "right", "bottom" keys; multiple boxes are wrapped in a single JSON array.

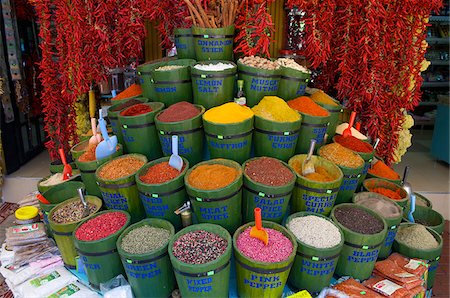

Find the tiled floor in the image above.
[{"left": 432, "top": 221, "right": 449, "bottom": 297}]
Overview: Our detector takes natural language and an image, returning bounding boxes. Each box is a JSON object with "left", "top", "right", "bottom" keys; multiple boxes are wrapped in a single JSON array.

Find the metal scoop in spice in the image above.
[
  {"left": 77, "top": 188, "right": 91, "bottom": 218},
  {"left": 302, "top": 139, "right": 316, "bottom": 176},
  {"left": 250, "top": 208, "right": 269, "bottom": 245}
]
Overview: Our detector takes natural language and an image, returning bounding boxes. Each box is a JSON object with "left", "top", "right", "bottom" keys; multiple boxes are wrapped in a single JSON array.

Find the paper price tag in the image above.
[{"left": 373, "top": 279, "right": 403, "bottom": 296}]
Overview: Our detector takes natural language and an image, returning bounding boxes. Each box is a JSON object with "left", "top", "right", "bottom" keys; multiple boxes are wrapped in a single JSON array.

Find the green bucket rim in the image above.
[
  {"left": 413, "top": 192, "right": 433, "bottom": 208},
  {"left": 242, "top": 157, "right": 297, "bottom": 189},
  {"left": 42, "top": 181, "right": 86, "bottom": 204},
  {"left": 288, "top": 154, "right": 343, "bottom": 185},
  {"left": 191, "top": 60, "right": 237, "bottom": 73},
  {"left": 136, "top": 156, "right": 190, "bottom": 187},
  {"left": 95, "top": 153, "right": 148, "bottom": 184},
  {"left": 154, "top": 104, "right": 205, "bottom": 126},
  {"left": 332, "top": 135, "right": 375, "bottom": 156},
  {"left": 202, "top": 111, "right": 254, "bottom": 127},
  {"left": 236, "top": 59, "right": 281, "bottom": 76},
  {"left": 117, "top": 102, "right": 165, "bottom": 119},
  {"left": 75, "top": 143, "right": 123, "bottom": 165},
  {"left": 394, "top": 222, "right": 443, "bottom": 252},
  {"left": 363, "top": 178, "right": 408, "bottom": 204},
  {"left": 402, "top": 205, "right": 444, "bottom": 230},
  {"left": 352, "top": 192, "right": 403, "bottom": 221},
  {"left": 108, "top": 97, "right": 149, "bottom": 114},
  {"left": 47, "top": 196, "right": 103, "bottom": 227},
  {"left": 318, "top": 145, "right": 365, "bottom": 172},
  {"left": 70, "top": 139, "right": 89, "bottom": 154},
  {"left": 253, "top": 113, "right": 302, "bottom": 126}
]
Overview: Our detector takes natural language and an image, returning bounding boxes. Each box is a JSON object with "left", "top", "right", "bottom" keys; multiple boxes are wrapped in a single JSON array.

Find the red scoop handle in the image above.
[{"left": 254, "top": 208, "right": 262, "bottom": 230}]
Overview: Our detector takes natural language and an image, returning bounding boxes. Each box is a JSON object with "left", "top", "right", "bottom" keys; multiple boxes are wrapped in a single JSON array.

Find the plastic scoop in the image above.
[
  {"left": 77, "top": 188, "right": 90, "bottom": 218},
  {"left": 36, "top": 194, "right": 50, "bottom": 204},
  {"left": 401, "top": 166, "right": 415, "bottom": 223},
  {"left": 250, "top": 208, "right": 269, "bottom": 245},
  {"left": 169, "top": 135, "right": 183, "bottom": 171},
  {"left": 343, "top": 111, "right": 356, "bottom": 137},
  {"left": 58, "top": 148, "right": 72, "bottom": 180},
  {"left": 302, "top": 139, "right": 316, "bottom": 175},
  {"left": 95, "top": 109, "right": 118, "bottom": 160}
]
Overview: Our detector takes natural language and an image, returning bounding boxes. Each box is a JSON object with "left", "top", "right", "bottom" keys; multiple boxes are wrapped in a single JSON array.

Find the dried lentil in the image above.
[
  {"left": 288, "top": 216, "right": 341, "bottom": 249},
  {"left": 395, "top": 224, "right": 438, "bottom": 250},
  {"left": 334, "top": 135, "right": 373, "bottom": 153},
  {"left": 140, "top": 162, "right": 185, "bottom": 184},
  {"left": 120, "top": 104, "right": 153, "bottom": 117},
  {"left": 157, "top": 101, "right": 200, "bottom": 123},
  {"left": 120, "top": 225, "right": 170, "bottom": 254},
  {"left": 245, "top": 157, "right": 294, "bottom": 186},
  {"left": 75, "top": 212, "right": 127, "bottom": 241},
  {"left": 172, "top": 230, "right": 227, "bottom": 264},
  {"left": 51, "top": 201, "right": 97, "bottom": 224},
  {"left": 371, "top": 187, "right": 403, "bottom": 201},
  {"left": 252, "top": 96, "right": 300, "bottom": 122},
  {"left": 98, "top": 156, "right": 145, "bottom": 180},
  {"left": 188, "top": 164, "right": 239, "bottom": 190},
  {"left": 236, "top": 227, "right": 293, "bottom": 263},
  {"left": 319, "top": 143, "right": 364, "bottom": 169},
  {"left": 110, "top": 99, "right": 143, "bottom": 112},
  {"left": 334, "top": 206, "right": 384, "bottom": 234}
]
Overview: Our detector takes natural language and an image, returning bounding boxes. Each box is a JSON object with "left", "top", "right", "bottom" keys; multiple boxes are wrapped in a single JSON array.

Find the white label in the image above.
[
  {"left": 405, "top": 259, "right": 422, "bottom": 270},
  {"left": 373, "top": 279, "right": 403, "bottom": 296},
  {"left": 394, "top": 272, "right": 416, "bottom": 278}
]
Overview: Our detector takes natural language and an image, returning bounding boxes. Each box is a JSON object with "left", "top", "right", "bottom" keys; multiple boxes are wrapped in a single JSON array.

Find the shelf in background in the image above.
[
  {"left": 419, "top": 102, "right": 439, "bottom": 106},
  {"left": 429, "top": 15, "right": 450, "bottom": 23},
  {"left": 426, "top": 37, "right": 450, "bottom": 44},
  {"left": 429, "top": 59, "right": 450, "bottom": 65},
  {"left": 422, "top": 81, "right": 449, "bottom": 88}
]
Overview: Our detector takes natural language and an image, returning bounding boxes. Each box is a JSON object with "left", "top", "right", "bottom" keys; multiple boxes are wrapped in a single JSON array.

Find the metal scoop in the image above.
[
  {"left": 169, "top": 135, "right": 183, "bottom": 171},
  {"left": 402, "top": 166, "right": 415, "bottom": 223},
  {"left": 250, "top": 208, "right": 269, "bottom": 245},
  {"left": 302, "top": 139, "right": 317, "bottom": 176},
  {"left": 77, "top": 188, "right": 90, "bottom": 218},
  {"left": 370, "top": 138, "right": 380, "bottom": 166},
  {"left": 342, "top": 111, "right": 356, "bottom": 137},
  {"left": 95, "top": 109, "right": 118, "bottom": 160}
]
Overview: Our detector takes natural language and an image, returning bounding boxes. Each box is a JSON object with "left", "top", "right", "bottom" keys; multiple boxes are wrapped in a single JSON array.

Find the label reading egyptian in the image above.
[
  {"left": 101, "top": 192, "right": 129, "bottom": 211},
  {"left": 139, "top": 194, "right": 169, "bottom": 217}
]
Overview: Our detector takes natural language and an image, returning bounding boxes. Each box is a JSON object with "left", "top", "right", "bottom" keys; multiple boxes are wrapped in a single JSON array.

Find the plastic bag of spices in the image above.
[
  {"left": 47, "top": 281, "right": 101, "bottom": 298},
  {"left": 363, "top": 276, "right": 411, "bottom": 298},
  {"left": 6, "top": 223, "right": 47, "bottom": 246},
  {"left": 331, "top": 278, "right": 383, "bottom": 298},
  {"left": 387, "top": 253, "right": 428, "bottom": 277},
  {"left": 373, "top": 260, "right": 423, "bottom": 290}
]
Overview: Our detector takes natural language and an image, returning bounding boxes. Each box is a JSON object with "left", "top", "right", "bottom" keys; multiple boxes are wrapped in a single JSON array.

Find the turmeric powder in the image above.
[
  {"left": 310, "top": 90, "right": 339, "bottom": 106},
  {"left": 203, "top": 102, "right": 253, "bottom": 124},
  {"left": 252, "top": 96, "right": 300, "bottom": 122},
  {"left": 188, "top": 164, "right": 239, "bottom": 190}
]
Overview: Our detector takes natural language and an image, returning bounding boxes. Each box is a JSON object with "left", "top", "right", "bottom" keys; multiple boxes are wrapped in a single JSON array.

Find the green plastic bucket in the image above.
[
  {"left": 285, "top": 212, "right": 344, "bottom": 294},
  {"left": 168, "top": 223, "right": 232, "bottom": 298},
  {"left": 363, "top": 178, "right": 408, "bottom": 209},
  {"left": 175, "top": 28, "right": 196, "bottom": 59},
  {"left": 49, "top": 159, "right": 77, "bottom": 174},
  {"left": 203, "top": 115, "right": 253, "bottom": 164},
  {"left": 48, "top": 196, "right": 102, "bottom": 268},
  {"left": 253, "top": 115, "right": 302, "bottom": 162},
  {"left": 402, "top": 205, "right": 444, "bottom": 235},
  {"left": 155, "top": 105, "right": 205, "bottom": 165},
  {"left": 233, "top": 221, "right": 297, "bottom": 298},
  {"left": 312, "top": 96, "right": 342, "bottom": 143},
  {"left": 242, "top": 157, "right": 296, "bottom": 223},
  {"left": 393, "top": 223, "right": 443, "bottom": 289},
  {"left": 118, "top": 102, "right": 165, "bottom": 160},
  {"left": 75, "top": 144, "right": 123, "bottom": 197},
  {"left": 331, "top": 203, "right": 387, "bottom": 280},
  {"left": 295, "top": 112, "right": 330, "bottom": 154},
  {"left": 288, "top": 155, "right": 343, "bottom": 216},
  {"left": 37, "top": 172, "right": 82, "bottom": 194},
  {"left": 41, "top": 181, "right": 85, "bottom": 237},
  {"left": 318, "top": 146, "right": 365, "bottom": 205},
  {"left": 191, "top": 61, "right": 237, "bottom": 109},
  {"left": 366, "top": 169, "right": 402, "bottom": 185},
  {"left": 108, "top": 97, "right": 149, "bottom": 147},
  {"left": 277, "top": 66, "right": 310, "bottom": 100},
  {"left": 192, "top": 25, "right": 235, "bottom": 61},
  {"left": 73, "top": 210, "right": 131, "bottom": 289},
  {"left": 353, "top": 192, "right": 403, "bottom": 259},
  {"left": 117, "top": 218, "right": 176, "bottom": 298},
  {"left": 70, "top": 139, "right": 89, "bottom": 160},
  {"left": 185, "top": 159, "right": 243, "bottom": 233},
  {"left": 152, "top": 59, "right": 196, "bottom": 106},
  {"left": 413, "top": 192, "right": 433, "bottom": 209},
  {"left": 237, "top": 61, "right": 281, "bottom": 107},
  {"left": 95, "top": 154, "right": 148, "bottom": 223},
  {"left": 136, "top": 157, "right": 189, "bottom": 229},
  {"left": 137, "top": 58, "right": 176, "bottom": 100}
]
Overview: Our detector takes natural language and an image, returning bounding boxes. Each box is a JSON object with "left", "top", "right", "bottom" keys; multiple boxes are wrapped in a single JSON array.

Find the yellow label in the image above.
[{"left": 287, "top": 290, "right": 312, "bottom": 298}]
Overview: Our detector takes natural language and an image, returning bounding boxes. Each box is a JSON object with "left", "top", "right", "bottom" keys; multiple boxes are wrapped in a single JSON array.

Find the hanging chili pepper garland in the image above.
[{"left": 287, "top": 0, "right": 442, "bottom": 164}]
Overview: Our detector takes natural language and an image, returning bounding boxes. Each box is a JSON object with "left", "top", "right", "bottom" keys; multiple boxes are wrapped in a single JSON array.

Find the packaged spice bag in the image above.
[
  {"left": 363, "top": 276, "right": 411, "bottom": 298},
  {"left": 373, "top": 260, "right": 423, "bottom": 290},
  {"left": 330, "top": 278, "right": 383, "bottom": 298},
  {"left": 387, "top": 253, "right": 428, "bottom": 279}
]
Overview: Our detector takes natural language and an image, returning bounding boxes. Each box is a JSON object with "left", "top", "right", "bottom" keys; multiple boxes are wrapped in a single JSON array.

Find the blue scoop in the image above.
[{"left": 95, "top": 112, "right": 118, "bottom": 160}]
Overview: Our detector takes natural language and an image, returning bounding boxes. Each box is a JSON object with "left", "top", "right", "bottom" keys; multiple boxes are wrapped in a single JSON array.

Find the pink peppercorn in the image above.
[
  {"left": 236, "top": 227, "right": 293, "bottom": 263},
  {"left": 75, "top": 212, "right": 128, "bottom": 241}
]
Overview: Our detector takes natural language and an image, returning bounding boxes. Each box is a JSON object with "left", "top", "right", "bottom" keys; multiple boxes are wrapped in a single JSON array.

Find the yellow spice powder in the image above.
[
  {"left": 252, "top": 96, "right": 301, "bottom": 122},
  {"left": 203, "top": 102, "right": 254, "bottom": 124},
  {"left": 310, "top": 90, "right": 339, "bottom": 106}
]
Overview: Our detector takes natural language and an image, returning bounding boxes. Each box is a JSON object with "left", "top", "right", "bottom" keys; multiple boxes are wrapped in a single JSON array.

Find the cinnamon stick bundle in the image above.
[{"left": 184, "top": 0, "right": 238, "bottom": 28}]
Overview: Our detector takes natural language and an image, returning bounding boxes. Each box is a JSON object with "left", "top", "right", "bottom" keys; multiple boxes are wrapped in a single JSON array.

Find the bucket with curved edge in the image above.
[
  {"left": 312, "top": 95, "right": 342, "bottom": 143},
  {"left": 363, "top": 178, "right": 408, "bottom": 209},
  {"left": 37, "top": 173, "right": 80, "bottom": 194},
  {"left": 70, "top": 139, "right": 89, "bottom": 160},
  {"left": 242, "top": 157, "right": 296, "bottom": 223},
  {"left": 73, "top": 210, "right": 131, "bottom": 289},
  {"left": 136, "top": 157, "right": 189, "bottom": 229},
  {"left": 191, "top": 61, "right": 237, "bottom": 110},
  {"left": 108, "top": 97, "right": 149, "bottom": 147},
  {"left": 175, "top": 28, "right": 196, "bottom": 59},
  {"left": 110, "top": 94, "right": 142, "bottom": 106},
  {"left": 192, "top": 25, "right": 235, "bottom": 61},
  {"left": 366, "top": 168, "right": 402, "bottom": 185},
  {"left": 95, "top": 154, "right": 148, "bottom": 223},
  {"left": 48, "top": 196, "right": 102, "bottom": 268},
  {"left": 413, "top": 192, "right": 433, "bottom": 209},
  {"left": 41, "top": 181, "right": 85, "bottom": 237},
  {"left": 49, "top": 158, "right": 77, "bottom": 174},
  {"left": 117, "top": 218, "right": 176, "bottom": 298},
  {"left": 353, "top": 192, "right": 403, "bottom": 259},
  {"left": 288, "top": 155, "right": 343, "bottom": 216},
  {"left": 277, "top": 66, "right": 311, "bottom": 101},
  {"left": 402, "top": 205, "right": 444, "bottom": 235},
  {"left": 185, "top": 159, "right": 243, "bottom": 233},
  {"left": 295, "top": 112, "right": 330, "bottom": 154},
  {"left": 155, "top": 105, "right": 205, "bottom": 165},
  {"left": 137, "top": 58, "right": 176, "bottom": 100},
  {"left": 233, "top": 221, "right": 297, "bottom": 298},
  {"left": 169, "top": 223, "right": 232, "bottom": 298},
  {"left": 237, "top": 61, "right": 281, "bottom": 107},
  {"left": 393, "top": 223, "right": 443, "bottom": 289},
  {"left": 331, "top": 203, "right": 388, "bottom": 280},
  {"left": 285, "top": 212, "right": 344, "bottom": 294},
  {"left": 118, "top": 102, "right": 165, "bottom": 160},
  {"left": 253, "top": 115, "right": 302, "bottom": 162},
  {"left": 152, "top": 59, "right": 196, "bottom": 106},
  {"left": 318, "top": 146, "right": 365, "bottom": 205},
  {"left": 203, "top": 116, "right": 253, "bottom": 164},
  {"left": 75, "top": 144, "right": 123, "bottom": 197}
]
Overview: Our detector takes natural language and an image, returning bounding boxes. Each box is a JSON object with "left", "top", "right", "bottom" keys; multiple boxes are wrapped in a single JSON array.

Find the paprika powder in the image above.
[
  {"left": 334, "top": 135, "right": 373, "bottom": 153},
  {"left": 120, "top": 104, "right": 153, "bottom": 117},
  {"left": 157, "top": 101, "right": 200, "bottom": 123},
  {"left": 287, "top": 96, "right": 329, "bottom": 117},
  {"left": 140, "top": 162, "right": 185, "bottom": 184},
  {"left": 368, "top": 160, "right": 400, "bottom": 180},
  {"left": 371, "top": 187, "right": 403, "bottom": 201}
]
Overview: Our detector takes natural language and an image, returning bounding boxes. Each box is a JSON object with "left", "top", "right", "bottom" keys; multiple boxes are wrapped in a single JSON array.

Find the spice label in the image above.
[
  {"left": 347, "top": 249, "right": 379, "bottom": 263},
  {"left": 140, "top": 194, "right": 169, "bottom": 217},
  {"left": 394, "top": 272, "right": 416, "bottom": 278},
  {"left": 339, "top": 176, "right": 359, "bottom": 192},
  {"left": 199, "top": 206, "right": 229, "bottom": 221},
  {"left": 196, "top": 79, "right": 223, "bottom": 93},
  {"left": 175, "top": 39, "right": 187, "bottom": 50},
  {"left": 121, "top": 129, "right": 135, "bottom": 143},
  {"left": 197, "top": 39, "right": 232, "bottom": 53},
  {"left": 296, "top": 84, "right": 307, "bottom": 96},
  {"left": 186, "top": 277, "right": 213, "bottom": 292},
  {"left": 11, "top": 223, "right": 39, "bottom": 234},
  {"left": 383, "top": 229, "right": 397, "bottom": 247},
  {"left": 312, "top": 127, "right": 327, "bottom": 145},
  {"left": 300, "top": 259, "right": 336, "bottom": 277},
  {"left": 30, "top": 271, "right": 60, "bottom": 287},
  {"left": 48, "top": 283, "right": 80, "bottom": 298},
  {"left": 155, "top": 86, "right": 176, "bottom": 93},
  {"left": 250, "top": 78, "right": 278, "bottom": 93},
  {"left": 253, "top": 197, "right": 285, "bottom": 219},
  {"left": 209, "top": 139, "right": 248, "bottom": 151},
  {"left": 124, "top": 262, "right": 161, "bottom": 279},
  {"left": 101, "top": 192, "right": 129, "bottom": 211},
  {"left": 267, "top": 134, "right": 298, "bottom": 150},
  {"left": 405, "top": 259, "right": 422, "bottom": 270},
  {"left": 160, "top": 135, "right": 192, "bottom": 156},
  {"left": 302, "top": 193, "right": 337, "bottom": 214},
  {"left": 373, "top": 279, "right": 403, "bottom": 296},
  {"left": 243, "top": 274, "right": 282, "bottom": 290},
  {"left": 81, "top": 256, "right": 101, "bottom": 270}
]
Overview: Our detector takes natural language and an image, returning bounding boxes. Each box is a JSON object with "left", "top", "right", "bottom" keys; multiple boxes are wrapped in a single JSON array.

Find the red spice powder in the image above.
[
  {"left": 78, "top": 143, "right": 97, "bottom": 162},
  {"left": 371, "top": 187, "right": 403, "bottom": 201},
  {"left": 368, "top": 160, "right": 400, "bottom": 180},
  {"left": 158, "top": 101, "right": 200, "bottom": 123},
  {"left": 334, "top": 135, "right": 373, "bottom": 153},
  {"left": 140, "top": 162, "right": 186, "bottom": 184},
  {"left": 75, "top": 212, "right": 127, "bottom": 241},
  {"left": 287, "top": 96, "right": 329, "bottom": 117},
  {"left": 120, "top": 104, "right": 153, "bottom": 116}
]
